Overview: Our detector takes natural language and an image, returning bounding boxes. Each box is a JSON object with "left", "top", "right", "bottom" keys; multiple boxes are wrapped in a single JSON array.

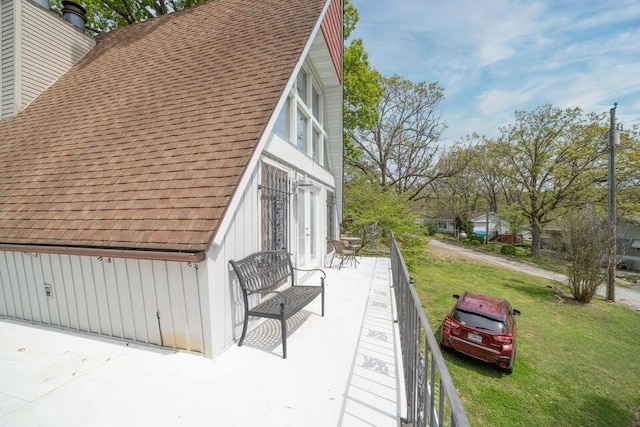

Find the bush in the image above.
[
  {"left": 469, "top": 234, "right": 485, "bottom": 244},
  {"left": 423, "top": 221, "right": 437, "bottom": 236},
  {"left": 470, "top": 240, "right": 481, "bottom": 246},
  {"left": 501, "top": 244, "right": 517, "bottom": 255}
]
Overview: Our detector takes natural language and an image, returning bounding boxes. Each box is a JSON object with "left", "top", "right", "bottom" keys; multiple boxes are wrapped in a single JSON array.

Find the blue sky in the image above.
[{"left": 350, "top": 0, "right": 640, "bottom": 145}]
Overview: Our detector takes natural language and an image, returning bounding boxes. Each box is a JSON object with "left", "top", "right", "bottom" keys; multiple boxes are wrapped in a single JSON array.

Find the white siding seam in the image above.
[{"left": 179, "top": 262, "right": 192, "bottom": 351}]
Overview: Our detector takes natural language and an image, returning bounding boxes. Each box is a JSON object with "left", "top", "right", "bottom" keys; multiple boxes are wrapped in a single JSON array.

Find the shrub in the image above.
[
  {"left": 470, "top": 240, "right": 480, "bottom": 246},
  {"left": 423, "top": 221, "right": 437, "bottom": 236},
  {"left": 501, "top": 244, "right": 517, "bottom": 255},
  {"left": 469, "top": 234, "right": 485, "bottom": 244}
]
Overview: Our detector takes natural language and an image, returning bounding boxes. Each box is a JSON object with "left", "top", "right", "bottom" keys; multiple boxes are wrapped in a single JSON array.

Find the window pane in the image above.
[
  {"left": 297, "top": 109, "right": 308, "bottom": 152},
  {"left": 312, "top": 86, "right": 320, "bottom": 121},
  {"left": 312, "top": 128, "right": 320, "bottom": 162},
  {"left": 452, "top": 309, "right": 506, "bottom": 333},
  {"left": 296, "top": 70, "right": 308, "bottom": 105},
  {"left": 274, "top": 98, "right": 290, "bottom": 140}
]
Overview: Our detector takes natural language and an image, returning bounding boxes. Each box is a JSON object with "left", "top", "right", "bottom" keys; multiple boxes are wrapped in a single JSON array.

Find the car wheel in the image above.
[{"left": 506, "top": 349, "right": 516, "bottom": 374}]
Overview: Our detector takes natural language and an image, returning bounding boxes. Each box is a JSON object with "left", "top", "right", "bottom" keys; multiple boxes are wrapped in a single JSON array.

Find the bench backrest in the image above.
[{"left": 229, "top": 250, "right": 294, "bottom": 295}]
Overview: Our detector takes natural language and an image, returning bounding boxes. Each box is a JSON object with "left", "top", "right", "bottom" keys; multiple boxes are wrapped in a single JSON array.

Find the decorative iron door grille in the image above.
[{"left": 261, "top": 163, "right": 289, "bottom": 251}]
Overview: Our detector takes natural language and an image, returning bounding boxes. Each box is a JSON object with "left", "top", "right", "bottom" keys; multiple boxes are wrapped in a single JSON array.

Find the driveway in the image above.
[{"left": 429, "top": 240, "right": 640, "bottom": 311}]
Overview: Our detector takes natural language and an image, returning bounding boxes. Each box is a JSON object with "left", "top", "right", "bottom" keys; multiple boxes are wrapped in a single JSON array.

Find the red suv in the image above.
[{"left": 441, "top": 292, "right": 521, "bottom": 373}]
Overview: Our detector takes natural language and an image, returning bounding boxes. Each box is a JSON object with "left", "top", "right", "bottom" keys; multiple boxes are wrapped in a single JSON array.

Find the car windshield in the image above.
[{"left": 452, "top": 309, "right": 506, "bottom": 333}]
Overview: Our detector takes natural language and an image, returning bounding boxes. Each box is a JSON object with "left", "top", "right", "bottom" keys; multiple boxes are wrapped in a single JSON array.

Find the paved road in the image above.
[{"left": 430, "top": 240, "right": 640, "bottom": 311}]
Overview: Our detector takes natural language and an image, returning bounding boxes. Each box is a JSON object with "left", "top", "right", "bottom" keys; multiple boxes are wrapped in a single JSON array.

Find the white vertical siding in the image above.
[
  {"left": 19, "top": 0, "right": 94, "bottom": 111},
  {"left": 206, "top": 167, "right": 260, "bottom": 356},
  {"left": 324, "top": 86, "right": 343, "bottom": 219},
  {"left": 0, "top": 251, "right": 206, "bottom": 354},
  {"left": 1, "top": 0, "right": 15, "bottom": 119}
]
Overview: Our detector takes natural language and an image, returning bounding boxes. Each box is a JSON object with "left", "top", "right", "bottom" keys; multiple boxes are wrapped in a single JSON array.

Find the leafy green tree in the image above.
[
  {"left": 498, "top": 105, "right": 606, "bottom": 257},
  {"left": 348, "top": 75, "right": 456, "bottom": 200},
  {"left": 343, "top": 178, "right": 424, "bottom": 267},
  {"left": 428, "top": 145, "right": 481, "bottom": 221},
  {"left": 51, "top": 0, "right": 208, "bottom": 32},
  {"left": 343, "top": 0, "right": 382, "bottom": 161},
  {"left": 467, "top": 136, "right": 519, "bottom": 213},
  {"left": 496, "top": 207, "right": 527, "bottom": 241}
]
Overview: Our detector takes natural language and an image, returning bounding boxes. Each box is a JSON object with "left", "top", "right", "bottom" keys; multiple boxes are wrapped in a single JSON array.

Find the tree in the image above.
[
  {"left": 348, "top": 75, "right": 456, "bottom": 200},
  {"left": 342, "top": 177, "right": 424, "bottom": 267},
  {"left": 467, "top": 136, "right": 519, "bottom": 213},
  {"left": 51, "top": 0, "right": 209, "bottom": 32},
  {"left": 343, "top": 0, "right": 382, "bottom": 161},
  {"left": 428, "top": 146, "right": 481, "bottom": 221},
  {"left": 497, "top": 207, "right": 527, "bottom": 241},
  {"left": 498, "top": 105, "right": 605, "bottom": 257},
  {"left": 560, "top": 205, "right": 608, "bottom": 303}
]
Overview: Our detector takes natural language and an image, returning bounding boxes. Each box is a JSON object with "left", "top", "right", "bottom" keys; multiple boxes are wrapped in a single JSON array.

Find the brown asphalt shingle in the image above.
[{"left": 0, "top": 0, "right": 326, "bottom": 253}]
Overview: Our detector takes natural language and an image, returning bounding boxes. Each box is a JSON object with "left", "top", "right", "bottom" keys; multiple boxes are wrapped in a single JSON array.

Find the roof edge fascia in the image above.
[
  {"left": 0, "top": 243, "right": 205, "bottom": 263},
  {"left": 209, "top": 0, "right": 334, "bottom": 248}
]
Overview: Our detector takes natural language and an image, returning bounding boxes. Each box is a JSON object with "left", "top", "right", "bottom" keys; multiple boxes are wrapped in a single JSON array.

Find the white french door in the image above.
[{"left": 296, "top": 188, "right": 319, "bottom": 268}]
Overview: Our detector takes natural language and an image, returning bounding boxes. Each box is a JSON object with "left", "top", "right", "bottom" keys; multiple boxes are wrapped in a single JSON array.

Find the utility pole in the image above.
[{"left": 606, "top": 104, "right": 617, "bottom": 302}]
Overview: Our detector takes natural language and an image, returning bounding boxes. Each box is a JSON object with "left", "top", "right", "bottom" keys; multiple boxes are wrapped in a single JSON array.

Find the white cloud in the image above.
[
  {"left": 350, "top": 0, "right": 640, "bottom": 140},
  {"left": 476, "top": 88, "right": 536, "bottom": 116}
]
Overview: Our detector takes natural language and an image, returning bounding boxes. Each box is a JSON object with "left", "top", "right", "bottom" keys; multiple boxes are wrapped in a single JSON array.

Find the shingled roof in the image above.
[{"left": 0, "top": 0, "right": 326, "bottom": 254}]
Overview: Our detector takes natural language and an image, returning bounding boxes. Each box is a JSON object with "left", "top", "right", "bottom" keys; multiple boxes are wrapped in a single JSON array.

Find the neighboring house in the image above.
[
  {"left": 471, "top": 212, "right": 508, "bottom": 238},
  {"left": 471, "top": 212, "right": 531, "bottom": 242},
  {"left": 617, "top": 218, "right": 640, "bottom": 271},
  {"left": 420, "top": 217, "right": 456, "bottom": 235},
  {"left": 0, "top": 0, "right": 343, "bottom": 358}
]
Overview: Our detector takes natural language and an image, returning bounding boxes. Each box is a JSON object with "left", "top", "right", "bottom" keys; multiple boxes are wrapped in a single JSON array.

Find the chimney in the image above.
[
  {"left": 32, "top": 0, "right": 51, "bottom": 9},
  {"left": 1, "top": 0, "right": 95, "bottom": 120},
  {"left": 61, "top": 1, "right": 87, "bottom": 31}
]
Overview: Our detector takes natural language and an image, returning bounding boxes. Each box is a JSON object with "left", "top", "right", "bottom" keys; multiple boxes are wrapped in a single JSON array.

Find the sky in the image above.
[{"left": 350, "top": 0, "right": 640, "bottom": 145}]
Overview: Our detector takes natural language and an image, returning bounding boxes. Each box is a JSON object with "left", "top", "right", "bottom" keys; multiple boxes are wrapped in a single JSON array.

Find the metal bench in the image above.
[{"left": 229, "top": 250, "right": 325, "bottom": 359}]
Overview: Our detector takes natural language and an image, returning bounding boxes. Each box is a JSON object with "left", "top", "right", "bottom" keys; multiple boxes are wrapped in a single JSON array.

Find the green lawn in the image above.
[{"left": 412, "top": 248, "right": 640, "bottom": 427}]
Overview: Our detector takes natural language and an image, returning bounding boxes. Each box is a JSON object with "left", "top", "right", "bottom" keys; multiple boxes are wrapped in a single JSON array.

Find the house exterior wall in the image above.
[
  {"left": 0, "top": 0, "right": 95, "bottom": 119},
  {"left": 618, "top": 221, "right": 640, "bottom": 270},
  {"left": 204, "top": 149, "right": 337, "bottom": 357},
  {"left": 0, "top": 250, "right": 207, "bottom": 353},
  {"left": 20, "top": 0, "right": 95, "bottom": 110},
  {"left": 205, "top": 166, "right": 261, "bottom": 356},
  {"left": 1, "top": 0, "right": 15, "bottom": 118}
]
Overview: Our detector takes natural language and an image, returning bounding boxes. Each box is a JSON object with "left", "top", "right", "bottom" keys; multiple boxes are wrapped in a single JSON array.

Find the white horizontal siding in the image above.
[
  {"left": 19, "top": 0, "right": 94, "bottom": 110},
  {"left": 1, "top": 0, "right": 15, "bottom": 119},
  {"left": 0, "top": 250, "right": 206, "bottom": 354}
]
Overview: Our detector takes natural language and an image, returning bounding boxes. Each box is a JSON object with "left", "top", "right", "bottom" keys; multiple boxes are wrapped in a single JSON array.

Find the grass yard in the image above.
[{"left": 412, "top": 247, "right": 640, "bottom": 427}]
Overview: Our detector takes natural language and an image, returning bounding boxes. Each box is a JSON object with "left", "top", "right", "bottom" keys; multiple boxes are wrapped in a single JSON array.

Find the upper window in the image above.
[
  {"left": 274, "top": 97, "right": 291, "bottom": 140},
  {"left": 297, "top": 70, "right": 309, "bottom": 105},
  {"left": 274, "top": 64, "right": 328, "bottom": 167}
]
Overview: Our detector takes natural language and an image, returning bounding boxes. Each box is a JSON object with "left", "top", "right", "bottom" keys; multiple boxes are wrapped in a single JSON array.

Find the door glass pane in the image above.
[
  {"left": 310, "top": 192, "right": 316, "bottom": 259},
  {"left": 297, "top": 189, "right": 306, "bottom": 266},
  {"left": 297, "top": 110, "right": 308, "bottom": 153}
]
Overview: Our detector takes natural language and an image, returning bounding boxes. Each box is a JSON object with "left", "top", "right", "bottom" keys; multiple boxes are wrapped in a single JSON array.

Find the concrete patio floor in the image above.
[{"left": 0, "top": 257, "right": 404, "bottom": 427}]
